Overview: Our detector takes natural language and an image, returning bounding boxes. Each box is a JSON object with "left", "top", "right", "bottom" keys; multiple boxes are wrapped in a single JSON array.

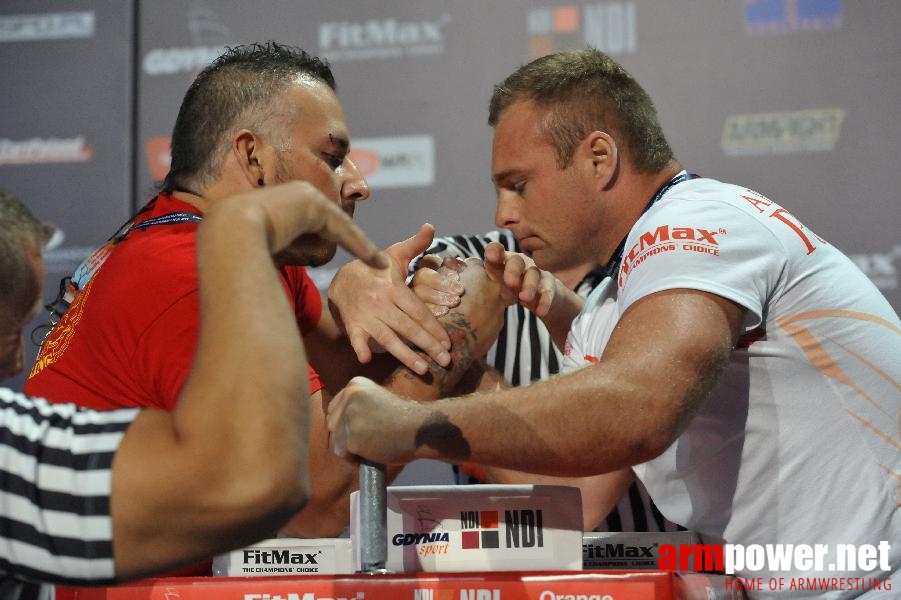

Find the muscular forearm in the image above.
[
  {"left": 314, "top": 261, "right": 502, "bottom": 400},
  {"left": 406, "top": 367, "right": 655, "bottom": 476},
  {"left": 381, "top": 306, "right": 493, "bottom": 399},
  {"left": 404, "top": 292, "right": 738, "bottom": 476},
  {"left": 445, "top": 361, "right": 629, "bottom": 531},
  {"left": 308, "top": 310, "right": 475, "bottom": 399},
  {"left": 457, "top": 363, "right": 613, "bottom": 483}
]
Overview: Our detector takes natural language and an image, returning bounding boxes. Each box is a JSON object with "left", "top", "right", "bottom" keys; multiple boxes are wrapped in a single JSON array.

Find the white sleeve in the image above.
[
  {"left": 561, "top": 278, "right": 619, "bottom": 373},
  {"left": 617, "top": 195, "right": 787, "bottom": 333}
]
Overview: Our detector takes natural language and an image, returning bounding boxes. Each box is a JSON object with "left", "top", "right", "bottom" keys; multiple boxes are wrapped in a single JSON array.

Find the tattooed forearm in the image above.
[{"left": 384, "top": 309, "right": 478, "bottom": 397}]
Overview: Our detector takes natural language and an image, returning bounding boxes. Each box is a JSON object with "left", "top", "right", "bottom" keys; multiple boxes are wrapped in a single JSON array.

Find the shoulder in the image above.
[
  {"left": 102, "top": 220, "right": 199, "bottom": 289},
  {"left": 629, "top": 178, "right": 786, "bottom": 262},
  {"left": 650, "top": 178, "right": 795, "bottom": 235},
  {"left": 619, "top": 179, "right": 788, "bottom": 328}
]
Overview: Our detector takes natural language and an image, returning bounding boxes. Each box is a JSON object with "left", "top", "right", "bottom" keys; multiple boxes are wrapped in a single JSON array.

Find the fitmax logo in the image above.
[
  {"left": 319, "top": 16, "right": 449, "bottom": 49},
  {"left": 243, "top": 549, "right": 321, "bottom": 565},
  {"left": 584, "top": 542, "right": 657, "bottom": 559},
  {"left": 620, "top": 225, "right": 723, "bottom": 271}
]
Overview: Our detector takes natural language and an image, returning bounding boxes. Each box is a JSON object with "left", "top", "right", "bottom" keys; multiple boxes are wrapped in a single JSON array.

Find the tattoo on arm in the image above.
[{"left": 385, "top": 310, "right": 478, "bottom": 397}]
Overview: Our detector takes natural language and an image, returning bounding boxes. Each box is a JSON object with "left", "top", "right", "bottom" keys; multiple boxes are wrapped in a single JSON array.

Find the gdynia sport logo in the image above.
[{"left": 657, "top": 541, "right": 892, "bottom": 594}]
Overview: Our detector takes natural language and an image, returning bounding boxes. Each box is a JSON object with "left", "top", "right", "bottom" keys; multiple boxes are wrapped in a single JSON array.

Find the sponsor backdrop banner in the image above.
[
  {"left": 0, "top": 1, "right": 134, "bottom": 390},
  {"left": 3, "top": 0, "right": 899, "bottom": 396}
]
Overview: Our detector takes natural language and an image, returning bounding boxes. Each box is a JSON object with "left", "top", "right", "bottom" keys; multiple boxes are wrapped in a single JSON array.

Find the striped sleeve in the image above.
[
  {"left": 411, "top": 230, "right": 518, "bottom": 267},
  {"left": 0, "top": 387, "right": 138, "bottom": 585},
  {"left": 413, "top": 232, "right": 682, "bottom": 534}
]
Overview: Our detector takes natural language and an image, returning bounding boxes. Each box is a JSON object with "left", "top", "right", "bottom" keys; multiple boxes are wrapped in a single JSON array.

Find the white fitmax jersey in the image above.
[{"left": 563, "top": 176, "right": 900, "bottom": 596}]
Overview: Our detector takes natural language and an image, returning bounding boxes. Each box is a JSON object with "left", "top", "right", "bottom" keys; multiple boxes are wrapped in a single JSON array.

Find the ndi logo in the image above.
[
  {"left": 414, "top": 590, "right": 497, "bottom": 600},
  {"left": 461, "top": 510, "right": 500, "bottom": 549},
  {"left": 460, "top": 510, "right": 544, "bottom": 550},
  {"left": 527, "top": 3, "right": 636, "bottom": 59}
]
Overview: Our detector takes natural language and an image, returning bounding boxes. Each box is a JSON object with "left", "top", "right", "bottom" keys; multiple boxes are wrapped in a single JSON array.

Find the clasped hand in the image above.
[
  {"left": 328, "top": 226, "right": 510, "bottom": 376},
  {"left": 412, "top": 241, "right": 562, "bottom": 318}
]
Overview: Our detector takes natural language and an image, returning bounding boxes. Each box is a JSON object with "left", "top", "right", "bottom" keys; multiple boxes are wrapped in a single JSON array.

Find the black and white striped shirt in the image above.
[
  {"left": 414, "top": 230, "right": 681, "bottom": 533},
  {"left": 0, "top": 387, "right": 137, "bottom": 595}
]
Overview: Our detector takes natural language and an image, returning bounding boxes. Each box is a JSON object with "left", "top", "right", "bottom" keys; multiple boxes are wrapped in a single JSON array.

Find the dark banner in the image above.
[
  {"left": 3, "top": 0, "right": 899, "bottom": 395},
  {"left": 0, "top": 1, "right": 134, "bottom": 390},
  {"left": 133, "top": 0, "right": 900, "bottom": 298}
]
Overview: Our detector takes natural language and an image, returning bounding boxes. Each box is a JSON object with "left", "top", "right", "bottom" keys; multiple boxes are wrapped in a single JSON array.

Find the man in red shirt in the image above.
[
  {"left": 26, "top": 42, "right": 503, "bottom": 549},
  {"left": 0, "top": 182, "right": 388, "bottom": 592}
]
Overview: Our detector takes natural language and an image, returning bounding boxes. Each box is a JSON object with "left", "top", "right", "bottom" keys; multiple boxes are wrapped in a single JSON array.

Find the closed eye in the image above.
[{"left": 323, "top": 153, "right": 344, "bottom": 170}]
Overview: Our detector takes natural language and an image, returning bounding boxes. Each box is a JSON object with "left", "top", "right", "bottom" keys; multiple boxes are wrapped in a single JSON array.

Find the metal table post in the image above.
[{"left": 357, "top": 461, "right": 390, "bottom": 573}]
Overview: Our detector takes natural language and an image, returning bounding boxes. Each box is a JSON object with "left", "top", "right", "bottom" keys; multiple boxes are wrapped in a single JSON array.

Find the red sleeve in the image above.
[
  {"left": 281, "top": 266, "right": 324, "bottom": 395},
  {"left": 295, "top": 267, "right": 323, "bottom": 334},
  {"left": 134, "top": 292, "right": 200, "bottom": 411},
  {"left": 307, "top": 363, "right": 323, "bottom": 396}
]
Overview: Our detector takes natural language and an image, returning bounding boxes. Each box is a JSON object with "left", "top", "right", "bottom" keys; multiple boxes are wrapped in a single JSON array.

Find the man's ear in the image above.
[
  {"left": 233, "top": 129, "right": 266, "bottom": 187},
  {"left": 583, "top": 130, "right": 618, "bottom": 190}
]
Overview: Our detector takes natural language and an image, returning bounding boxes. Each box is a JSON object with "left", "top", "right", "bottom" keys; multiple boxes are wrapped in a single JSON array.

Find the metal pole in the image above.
[{"left": 358, "top": 460, "right": 389, "bottom": 573}]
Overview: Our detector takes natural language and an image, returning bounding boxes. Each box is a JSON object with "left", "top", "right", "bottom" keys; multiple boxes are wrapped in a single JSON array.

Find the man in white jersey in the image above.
[
  {"left": 327, "top": 49, "right": 900, "bottom": 597},
  {"left": 409, "top": 232, "right": 680, "bottom": 534},
  {"left": 0, "top": 185, "right": 386, "bottom": 594}
]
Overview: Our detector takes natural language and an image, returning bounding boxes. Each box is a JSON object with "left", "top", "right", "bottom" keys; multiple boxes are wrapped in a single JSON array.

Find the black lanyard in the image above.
[
  {"left": 604, "top": 172, "right": 699, "bottom": 277},
  {"left": 69, "top": 210, "right": 203, "bottom": 288},
  {"left": 112, "top": 210, "right": 203, "bottom": 241}
]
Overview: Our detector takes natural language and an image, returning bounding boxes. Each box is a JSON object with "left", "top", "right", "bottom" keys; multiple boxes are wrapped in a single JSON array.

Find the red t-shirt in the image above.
[{"left": 26, "top": 193, "right": 324, "bottom": 410}]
